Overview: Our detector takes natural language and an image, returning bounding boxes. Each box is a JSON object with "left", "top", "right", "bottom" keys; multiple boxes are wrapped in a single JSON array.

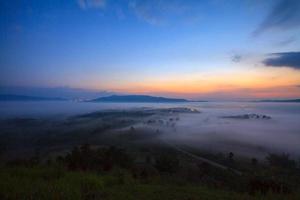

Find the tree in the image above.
[
  {"left": 228, "top": 152, "right": 234, "bottom": 163},
  {"left": 62, "top": 145, "right": 133, "bottom": 171},
  {"left": 266, "top": 153, "right": 296, "bottom": 169},
  {"left": 251, "top": 158, "right": 258, "bottom": 166},
  {"left": 155, "top": 153, "right": 179, "bottom": 174}
]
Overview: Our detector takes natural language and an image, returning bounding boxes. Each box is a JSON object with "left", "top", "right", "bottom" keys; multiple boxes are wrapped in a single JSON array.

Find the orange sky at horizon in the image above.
[{"left": 80, "top": 66, "right": 300, "bottom": 100}]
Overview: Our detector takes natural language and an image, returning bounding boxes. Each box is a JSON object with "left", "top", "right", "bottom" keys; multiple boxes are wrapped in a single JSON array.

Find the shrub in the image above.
[
  {"left": 266, "top": 153, "right": 296, "bottom": 169},
  {"left": 154, "top": 153, "right": 179, "bottom": 174},
  {"left": 62, "top": 144, "right": 133, "bottom": 172}
]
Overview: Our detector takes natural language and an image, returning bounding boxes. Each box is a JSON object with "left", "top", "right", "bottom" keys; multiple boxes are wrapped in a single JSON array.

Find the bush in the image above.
[
  {"left": 154, "top": 153, "right": 179, "bottom": 174},
  {"left": 266, "top": 153, "right": 296, "bottom": 169},
  {"left": 63, "top": 144, "right": 133, "bottom": 172}
]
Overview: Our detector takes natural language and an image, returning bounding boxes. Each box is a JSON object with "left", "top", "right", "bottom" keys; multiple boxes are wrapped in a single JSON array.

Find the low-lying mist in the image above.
[
  {"left": 157, "top": 111, "right": 300, "bottom": 159},
  {"left": 130, "top": 102, "right": 300, "bottom": 159},
  {"left": 0, "top": 101, "right": 299, "bottom": 160}
]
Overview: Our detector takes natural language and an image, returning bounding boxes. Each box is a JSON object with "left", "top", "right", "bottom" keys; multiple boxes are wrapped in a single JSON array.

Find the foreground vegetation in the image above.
[
  {"left": 1, "top": 109, "right": 300, "bottom": 199},
  {"left": 1, "top": 144, "right": 300, "bottom": 200},
  {"left": 2, "top": 166, "right": 299, "bottom": 200}
]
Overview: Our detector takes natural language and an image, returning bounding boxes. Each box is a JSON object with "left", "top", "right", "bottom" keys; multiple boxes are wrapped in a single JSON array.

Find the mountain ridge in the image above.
[
  {"left": 0, "top": 94, "right": 67, "bottom": 101},
  {"left": 255, "top": 99, "right": 300, "bottom": 103},
  {"left": 89, "top": 95, "right": 189, "bottom": 103}
]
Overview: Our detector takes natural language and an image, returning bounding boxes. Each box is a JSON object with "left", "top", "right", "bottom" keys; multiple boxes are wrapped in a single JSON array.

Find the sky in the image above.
[{"left": 0, "top": 0, "right": 300, "bottom": 100}]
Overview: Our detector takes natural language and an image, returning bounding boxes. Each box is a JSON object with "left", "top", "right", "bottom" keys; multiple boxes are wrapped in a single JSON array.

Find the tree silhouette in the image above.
[
  {"left": 63, "top": 144, "right": 132, "bottom": 171},
  {"left": 251, "top": 158, "right": 258, "bottom": 166},
  {"left": 155, "top": 154, "right": 179, "bottom": 174},
  {"left": 266, "top": 153, "right": 296, "bottom": 169}
]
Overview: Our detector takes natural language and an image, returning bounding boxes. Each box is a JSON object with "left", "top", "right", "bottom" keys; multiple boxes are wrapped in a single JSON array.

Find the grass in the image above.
[{"left": 1, "top": 166, "right": 299, "bottom": 200}]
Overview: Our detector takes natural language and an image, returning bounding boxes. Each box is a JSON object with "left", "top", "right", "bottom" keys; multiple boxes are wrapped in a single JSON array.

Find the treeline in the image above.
[{"left": 2, "top": 144, "right": 300, "bottom": 197}]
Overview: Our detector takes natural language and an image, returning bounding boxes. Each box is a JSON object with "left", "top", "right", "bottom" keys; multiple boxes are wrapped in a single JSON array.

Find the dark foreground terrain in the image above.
[{"left": 0, "top": 108, "right": 300, "bottom": 199}]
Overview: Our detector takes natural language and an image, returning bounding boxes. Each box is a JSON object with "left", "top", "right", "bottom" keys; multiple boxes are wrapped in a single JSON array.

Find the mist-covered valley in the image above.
[{"left": 1, "top": 101, "right": 299, "bottom": 161}]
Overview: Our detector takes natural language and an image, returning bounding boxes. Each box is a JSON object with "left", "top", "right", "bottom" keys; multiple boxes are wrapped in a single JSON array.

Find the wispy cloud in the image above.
[
  {"left": 231, "top": 54, "right": 242, "bottom": 63},
  {"left": 76, "top": 0, "right": 201, "bottom": 25},
  {"left": 77, "top": 0, "right": 106, "bottom": 10},
  {"left": 128, "top": 0, "right": 165, "bottom": 25},
  {"left": 263, "top": 52, "right": 300, "bottom": 70},
  {"left": 253, "top": 0, "right": 300, "bottom": 36},
  {"left": 128, "top": 0, "right": 201, "bottom": 25},
  {"left": 275, "top": 36, "right": 297, "bottom": 47}
]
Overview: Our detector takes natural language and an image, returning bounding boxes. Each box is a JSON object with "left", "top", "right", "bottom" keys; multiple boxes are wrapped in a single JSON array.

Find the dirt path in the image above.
[{"left": 162, "top": 139, "right": 243, "bottom": 176}]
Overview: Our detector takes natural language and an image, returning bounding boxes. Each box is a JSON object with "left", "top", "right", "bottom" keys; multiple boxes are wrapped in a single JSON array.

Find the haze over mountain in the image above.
[
  {"left": 256, "top": 99, "right": 300, "bottom": 103},
  {"left": 0, "top": 94, "right": 66, "bottom": 101},
  {"left": 1, "top": 86, "right": 298, "bottom": 102},
  {"left": 0, "top": 86, "right": 114, "bottom": 100}
]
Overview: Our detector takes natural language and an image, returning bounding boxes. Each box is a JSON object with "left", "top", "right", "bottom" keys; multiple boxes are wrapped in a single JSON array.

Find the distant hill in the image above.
[
  {"left": 256, "top": 99, "right": 300, "bottom": 103},
  {"left": 89, "top": 95, "right": 189, "bottom": 103},
  {"left": 0, "top": 94, "right": 66, "bottom": 101},
  {"left": 0, "top": 86, "right": 114, "bottom": 100}
]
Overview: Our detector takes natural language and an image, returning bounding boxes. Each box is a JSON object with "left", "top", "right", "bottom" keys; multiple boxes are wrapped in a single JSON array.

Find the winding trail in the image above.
[{"left": 162, "top": 139, "right": 243, "bottom": 176}]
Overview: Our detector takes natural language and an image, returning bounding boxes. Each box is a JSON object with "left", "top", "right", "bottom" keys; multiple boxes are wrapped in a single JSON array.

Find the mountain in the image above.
[
  {"left": 255, "top": 99, "right": 300, "bottom": 103},
  {"left": 89, "top": 95, "right": 189, "bottom": 103},
  {"left": 0, "top": 86, "right": 114, "bottom": 100},
  {"left": 0, "top": 94, "right": 66, "bottom": 101}
]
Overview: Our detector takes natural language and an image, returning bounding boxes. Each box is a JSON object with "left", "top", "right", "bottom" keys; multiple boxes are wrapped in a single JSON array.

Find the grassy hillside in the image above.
[
  {"left": 1, "top": 144, "right": 300, "bottom": 200},
  {"left": 1, "top": 166, "right": 299, "bottom": 200}
]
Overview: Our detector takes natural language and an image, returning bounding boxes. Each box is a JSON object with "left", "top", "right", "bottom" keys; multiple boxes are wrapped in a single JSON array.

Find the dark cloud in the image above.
[
  {"left": 253, "top": 0, "right": 300, "bottom": 36},
  {"left": 231, "top": 54, "right": 242, "bottom": 63},
  {"left": 263, "top": 52, "right": 300, "bottom": 69}
]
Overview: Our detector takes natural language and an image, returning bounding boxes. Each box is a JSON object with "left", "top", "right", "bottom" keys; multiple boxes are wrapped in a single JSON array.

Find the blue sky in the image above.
[{"left": 0, "top": 0, "right": 300, "bottom": 99}]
